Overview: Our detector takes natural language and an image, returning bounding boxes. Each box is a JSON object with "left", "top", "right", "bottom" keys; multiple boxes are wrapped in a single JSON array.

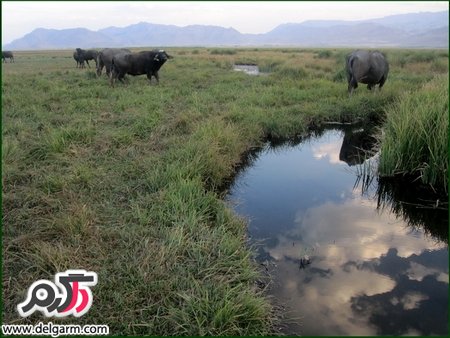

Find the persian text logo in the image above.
[{"left": 17, "top": 270, "right": 98, "bottom": 318}]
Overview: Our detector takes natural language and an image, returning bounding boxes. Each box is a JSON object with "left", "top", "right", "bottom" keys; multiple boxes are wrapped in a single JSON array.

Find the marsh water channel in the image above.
[
  {"left": 226, "top": 126, "right": 448, "bottom": 336},
  {"left": 233, "top": 64, "right": 260, "bottom": 76}
]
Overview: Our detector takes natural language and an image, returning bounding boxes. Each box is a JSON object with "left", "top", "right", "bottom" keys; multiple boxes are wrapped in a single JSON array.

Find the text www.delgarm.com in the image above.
[{"left": 2, "top": 322, "right": 109, "bottom": 337}]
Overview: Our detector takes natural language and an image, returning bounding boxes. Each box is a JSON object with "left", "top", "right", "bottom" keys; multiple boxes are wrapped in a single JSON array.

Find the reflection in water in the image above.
[
  {"left": 377, "top": 177, "right": 448, "bottom": 243},
  {"left": 350, "top": 248, "right": 449, "bottom": 336},
  {"left": 339, "top": 125, "right": 377, "bottom": 166},
  {"left": 226, "top": 127, "right": 448, "bottom": 336},
  {"left": 233, "top": 64, "right": 260, "bottom": 75}
]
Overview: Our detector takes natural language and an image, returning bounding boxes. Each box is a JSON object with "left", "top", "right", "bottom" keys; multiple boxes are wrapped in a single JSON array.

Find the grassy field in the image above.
[{"left": 2, "top": 47, "right": 448, "bottom": 335}]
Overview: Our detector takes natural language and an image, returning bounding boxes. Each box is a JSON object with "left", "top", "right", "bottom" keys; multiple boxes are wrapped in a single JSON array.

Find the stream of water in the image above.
[{"left": 227, "top": 127, "right": 448, "bottom": 336}]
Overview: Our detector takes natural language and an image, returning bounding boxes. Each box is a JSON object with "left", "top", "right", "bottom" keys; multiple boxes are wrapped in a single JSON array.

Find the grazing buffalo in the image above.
[
  {"left": 74, "top": 48, "right": 99, "bottom": 68},
  {"left": 73, "top": 51, "right": 83, "bottom": 68},
  {"left": 346, "top": 50, "right": 389, "bottom": 95},
  {"left": 110, "top": 50, "right": 172, "bottom": 87},
  {"left": 2, "top": 51, "right": 14, "bottom": 63},
  {"left": 96, "top": 48, "right": 131, "bottom": 77}
]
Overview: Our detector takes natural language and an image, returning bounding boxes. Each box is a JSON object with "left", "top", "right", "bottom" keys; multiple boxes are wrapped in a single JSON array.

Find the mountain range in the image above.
[{"left": 3, "top": 10, "right": 448, "bottom": 50}]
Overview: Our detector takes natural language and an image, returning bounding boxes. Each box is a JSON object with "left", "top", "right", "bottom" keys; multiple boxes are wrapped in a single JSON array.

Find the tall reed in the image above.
[{"left": 379, "top": 74, "right": 448, "bottom": 191}]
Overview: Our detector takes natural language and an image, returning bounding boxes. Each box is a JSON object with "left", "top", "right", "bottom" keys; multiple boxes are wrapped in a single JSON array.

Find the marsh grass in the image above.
[
  {"left": 2, "top": 47, "right": 448, "bottom": 335},
  {"left": 379, "top": 74, "right": 448, "bottom": 191}
]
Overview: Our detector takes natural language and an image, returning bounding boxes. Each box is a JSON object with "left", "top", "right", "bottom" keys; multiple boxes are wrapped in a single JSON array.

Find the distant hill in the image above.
[
  {"left": 98, "top": 22, "right": 244, "bottom": 46},
  {"left": 367, "top": 10, "right": 449, "bottom": 34},
  {"left": 4, "top": 28, "right": 115, "bottom": 50},
  {"left": 3, "top": 10, "right": 448, "bottom": 50},
  {"left": 300, "top": 10, "right": 449, "bottom": 33}
]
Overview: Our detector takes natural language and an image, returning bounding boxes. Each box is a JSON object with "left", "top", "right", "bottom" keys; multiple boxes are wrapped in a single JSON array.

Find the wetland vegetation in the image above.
[{"left": 2, "top": 47, "right": 448, "bottom": 335}]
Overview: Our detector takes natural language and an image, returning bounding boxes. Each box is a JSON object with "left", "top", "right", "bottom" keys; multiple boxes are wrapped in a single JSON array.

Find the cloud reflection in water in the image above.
[
  {"left": 228, "top": 128, "right": 448, "bottom": 336},
  {"left": 264, "top": 197, "right": 447, "bottom": 335}
]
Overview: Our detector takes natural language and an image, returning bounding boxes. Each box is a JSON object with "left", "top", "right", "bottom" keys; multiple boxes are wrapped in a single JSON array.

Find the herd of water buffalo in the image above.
[
  {"left": 2, "top": 48, "right": 172, "bottom": 87},
  {"left": 72, "top": 47, "right": 173, "bottom": 87},
  {"left": 3, "top": 48, "right": 388, "bottom": 93}
]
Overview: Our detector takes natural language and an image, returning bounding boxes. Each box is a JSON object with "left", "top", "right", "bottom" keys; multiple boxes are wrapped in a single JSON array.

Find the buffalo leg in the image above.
[
  {"left": 348, "top": 78, "right": 357, "bottom": 96},
  {"left": 96, "top": 64, "right": 103, "bottom": 77},
  {"left": 149, "top": 72, "right": 159, "bottom": 85},
  {"left": 378, "top": 76, "right": 387, "bottom": 91},
  {"left": 348, "top": 83, "right": 353, "bottom": 95},
  {"left": 111, "top": 70, "right": 127, "bottom": 87},
  {"left": 146, "top": 72, "right": 154, "bottom": 85},
  {"left": 96, "top": 57, "right": 104, "bottom": 77},
  {"left": 118, "top": 74, "right": 127, "bottom": 84},
  {"left": 110, "top": 70, "right": 116, "bottom": 87}
]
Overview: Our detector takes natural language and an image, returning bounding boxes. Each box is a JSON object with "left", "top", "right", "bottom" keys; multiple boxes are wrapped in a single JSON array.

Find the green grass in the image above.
[
  {"left": 2, "top": 47, "right": 448, "bottom": 335},
  {"left": 209, "top": 48, "right": 238, "bottom": 55},
  {"left": 379, "top": 74, "right": 448, "bottom": 191}
]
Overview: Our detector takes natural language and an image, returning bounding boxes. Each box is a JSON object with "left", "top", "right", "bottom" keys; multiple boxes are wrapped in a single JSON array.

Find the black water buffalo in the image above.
[
  {"left": 346, "top": 50, "right": 389, "bottom": 95},
  {"left": 2, "top": 51, "right": 14, "bottom": 63},
  {"left": 96, "top": 48, "right": 131, "bottom": 77},
  {"left": 73, "top": 50, "right": 83, "bottom": 68},
  {"left": 74, "top": 48, "right": 99, "bottom": 68},
  {"left": 110, "top": 50, "right": 172, "bottom": 87}
]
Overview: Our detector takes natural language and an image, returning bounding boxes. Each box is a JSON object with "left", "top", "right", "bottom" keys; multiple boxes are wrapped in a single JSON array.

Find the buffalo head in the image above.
[{"left": 153, "top": 50, "right": 173, "bottom": 62}]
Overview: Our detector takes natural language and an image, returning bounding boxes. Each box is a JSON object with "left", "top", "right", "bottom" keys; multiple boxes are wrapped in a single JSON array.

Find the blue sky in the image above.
[{"left": 2, "top": 1, "right": 448, "bottom": 44}]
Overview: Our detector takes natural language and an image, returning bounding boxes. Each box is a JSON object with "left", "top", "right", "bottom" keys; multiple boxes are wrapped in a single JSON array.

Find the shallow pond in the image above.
[
  {"left": 226, "top": 127, "right": 448, "bottom": 336},
  {"left": 233, "top": 64, "right": 260, "bottom": 75}
]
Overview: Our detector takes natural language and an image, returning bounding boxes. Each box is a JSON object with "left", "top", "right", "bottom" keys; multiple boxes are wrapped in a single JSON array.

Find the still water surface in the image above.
[
  {"left": 227, "top": 128, "right": 448, "bottom": 336},
  {"left": 233, "top": 64, "right": 260, "bottom": 75}
]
